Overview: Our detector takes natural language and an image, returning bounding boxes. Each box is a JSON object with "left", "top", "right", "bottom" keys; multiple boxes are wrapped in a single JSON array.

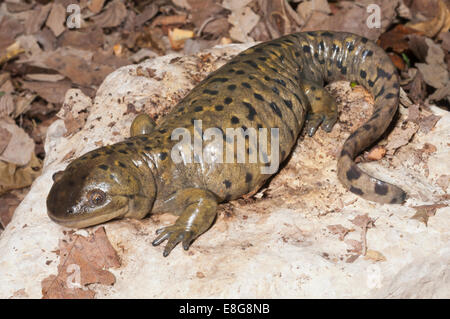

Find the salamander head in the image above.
[{"left": 47, "top": 149, "right": 155, "bottom": 228}]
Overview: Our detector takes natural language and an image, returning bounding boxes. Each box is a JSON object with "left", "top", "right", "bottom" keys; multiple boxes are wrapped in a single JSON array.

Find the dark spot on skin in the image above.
[
  {"left": 303, "top": 45, "right": 311, "bottom": 53},
  {"left": 283, "top": 99, "right": 293, "bottom": 109},
  {"left": 243, "top": 102, "right": 257, "bottom": 120},
  {"left": 272, "top": 86, "right": 280, "bottom": 95},
  {"left": 224, "top": 194, "right": 232, "bottom": 201},
  {"left": 327, "top": 70, "right": 332, "bottom": 77},
  {"left": 393, "top": 82, "right": 399, "bottom": 89},
  {"left": 371, "top": 113, "right": 380, "bottom": 119},
  {"left": 159, "top": 128, "right": 167, "bottom": 133},
  {"left": 270, "top": 67, "right": 278, "bottom": 73},
  {"left": 295, "top": 51, "right": 300, "bottom": 57},
  {"left": 269, "top": 42, "right": 281, "bottom": 47},
  {"left": 231, "top": 116, "right": 239, "bottom": 124},
  {"left": 245, "top": 173, "right": 253, "bottom": 183},
  {"left": 368, "top": 80, "right": 375, "bottom": 87},
  {"left": 228, "top": 69, "right": 235, "bottom": 73},
  {"left": 159, "top": 152, "right": 168, "bottom": 160},
  {"left": 139, "top": 136, "right": 148, "bottom": 142},
  {"left": 203, "top": 89, "right": 218, "bottom": 95},
  {"left": 269, "top": 102, "right": 282, "bottom": 118},
  {"left": 363, "top": 124, "right": 371, "bottom": 130},
  {"left": 375, "top": 86, "right": 385, "bottom": 99},
  {"left": 376, "top": 67, "right": 392, "bottom": 80},
  {"left": 248, "top": 75, "right": 255, "bottom": 80},
  {"left": 311, "top": 86, "right": 316, "bottom": 91},
  {"left": 68, "top": 180, "right": 75, "bottom": 187},
  {"left": 118, "top": 162, "right": 126, "bottom": 168},
  {"left": 307, "top": 31, "right": 315, "bottom": 36},
  {"left": 91, "top": 153, "right": 100, "bottom": 159},
  {"left": 274, "top": 78, "right": 286, "bottom": 87},
  {"left": 211, "top": 77, "right": 228, "bottom": 83},
  {"left": 224, "top": 97, "right": 233, "bottom": 104},
  {"left": 350, "top": 186, "right": 364, "bottom": 195},
  {"left": 284, "top": 39, "right": 294, "bottom": 44},
  {"left": 264, "top": 76, "right": 271, "bottom": 81},
  {"left": 254, "top": 93, "right": 264, "bottom": 101},
  {"left": 236, "top": 70, "right": 245, "bottom": 75},
  {"left": 346, "top": 42, "right": 355, "bottom": 51},
  {"left": 118, "top": 149, "right": 128, "bottom": 154},
  {"left": 321, "top": 31, "right": 333, "bottom": 37},
  {"left": 227, "top": 84, "right": 237, "bottom": 91},
  {"left": 215, "top": 104, "right": 224, "bottom": 111},
  {"left": 346, "top": 166, "right": 361, "bottom": 180},
  {"left": 362, "top": 50, "right": 373, "bottom": 58},
  {"left": 144, "top": 146, "right": 152, "bottom": 151},
  {"left": 375, "top": 181, "right": 388, "bottom": 195},
  {"left": 257, "top": 124, "right": 263, "bottom": 130},
  {"left": 315, "top": 97, "right": 321, "bottom": 101},
  {"left": 341, "top": 66, "right": 347, "bottom": 75},
  {"left": 319, "top": 41, "right": 325, "bottom": 51},
  {"left": 385, "top": 93, "right": 396, "bottom": 99},
  {"left": 361, "top": 37, "right": 368, "bottom": 43},
  {"left": 258, "top": 57, "right": 267, "bottom": 62},
  {"left": 314, "top": 52, "right": 318, "bottom": 58},
  {"left": 105, "top": 149, "right": 114, "bottom": 155},
  {"left": 255, "top": 48, "right": 264, "bottom": 53},
  {"left": 110, "top": 174, "right": 115, "bottom": 180},
  {"left": 336, "top": 59, "right": 343, "bottom": 69},
  {"left": 191, "top": 118, "right": 196, "bottom": 124},
  {"left": 229, "top": 61, "right": 238, "bottom": 65},
  {"left": 332, "top": 44, "right": 340, "bottom": 54},
  {"left": 360, "top": 70, "right": 367, "bottom": 79},
  {"left": 125, "top": 142, "right": 134, "bottom": 147},
  {"left": 244, "top": 60, "right": 258, "bottom": 68},
  {"left": 178, "top": 107, "right": 184, "bottom": 113},
  {"left": 223, "top": 180, "right": 232, "bottom": 188}
]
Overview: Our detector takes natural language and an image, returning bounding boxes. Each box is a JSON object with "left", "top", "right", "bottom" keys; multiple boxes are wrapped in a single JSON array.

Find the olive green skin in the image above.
[{"left": 47, "top": 31, "right": 406, "bottom": 257}]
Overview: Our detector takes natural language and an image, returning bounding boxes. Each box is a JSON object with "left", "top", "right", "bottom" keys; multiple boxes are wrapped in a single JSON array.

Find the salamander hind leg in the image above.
[
  {"left": 130, "top": 113, "right": 156, "bottom": 136},
  {"left": 301, "top": 81, "right": 338, "bottom": 137},
  {"left": 152, "top": 188, "right": 218, "bottom": 257}
]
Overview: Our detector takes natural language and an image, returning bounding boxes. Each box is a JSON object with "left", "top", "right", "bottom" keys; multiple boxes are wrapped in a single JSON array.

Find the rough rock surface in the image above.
[{"left": 0, "top": 43, "right": 448, "bottom": 298}]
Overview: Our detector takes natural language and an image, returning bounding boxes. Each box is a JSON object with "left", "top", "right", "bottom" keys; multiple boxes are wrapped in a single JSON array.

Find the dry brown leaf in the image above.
[
  {"left": 45, "top": 3, "right": 66, "bottom": 37},
  {"left": 0, "top": 118, "right": 35, "bottom": 166},
  {"left": 227, "top": 6, "right": 259, "bottom": 42},
  {"left": 384, "top": 121, "right": 419, "bottom": 155},
  {"left": 24, "top": 3, "right": 52, "bottom": 35},
  {"left": 0, "top": 152, "right": 42, "bottom": 196},
  {"left": 135, "top": 3, "right": 159, "bottom": 27},
  {"left": 0, "top": 15, "right": 25, "bottom": 50},
  {"left": 25, "top": 74, "right": 65, "bottom": 82},
  {"left": 0, "top": 94, "right": 15, "bottom": 119},
  {"left": 21, "top": 80, "right": 72, "bottom": 104},
  {"left": 88, "top": 0, "right": 106, "bottom": 14},
  {"left": 60, "top": 28, "right": 104, "bottom": 51},
  {"left": 0, "top": 192, "right": 22, "bottom": 229},
  {"left": 41, "top": 227, "right": 121, "bottom": 299},
  {"left": 92, "top": 0, "right": 127, "bottom": 28},
  {"left": 0, "top": 127, "right": 12, "bottom": 154},
  {"left": 407, "top": 0, "right": 450, "bottom": 37}
]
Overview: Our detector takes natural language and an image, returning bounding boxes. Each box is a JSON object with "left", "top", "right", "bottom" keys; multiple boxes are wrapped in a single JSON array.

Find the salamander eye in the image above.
[{"left": 87, "top": 190, "right": 106, "bottom": 206}]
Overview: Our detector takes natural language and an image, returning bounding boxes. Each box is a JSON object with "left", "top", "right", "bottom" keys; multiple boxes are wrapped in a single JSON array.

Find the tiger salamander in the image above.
[{"left": 47, "top": 31, "right": 406, "bottom": 257}]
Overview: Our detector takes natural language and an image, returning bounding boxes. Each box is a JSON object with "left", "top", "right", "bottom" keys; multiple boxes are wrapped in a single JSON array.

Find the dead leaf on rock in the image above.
[
  {"left": 419, "top": 114, "right": 441, "bottom": 134},
  {"left": 21, "top": 80, "right": 72, "bottom": 105},
  {"left": 0, "top": 94, "right": 15, "bottom": 118},
  {"left": 327, "top": 224, "right": 350, "bottom": 241},
  {"left": 411, "top": 203, "right": 447, "bottom": 226},
  {"left": 366, "top": 145, "right": 387, "bottom": 161},
  {"left": 224, "top": 1, "right": 260, "bottom": 43},
  {"left": 0, "top": 127, "right": 12, "bottom": 154},
  {"left": 24, "top": 3, "right": 52, "bottom": 35},
  {"left": 364, "top": 249, "right": 387, "bottom": 262},
  {"left": 0, "top": 192, "right": 22, "bottom": 229},
  {"left": 41, "top": 227, "right": 121, "bottom": 299},
  {"left": 384, "top": 121, "right": 419, "bottom": 155}
]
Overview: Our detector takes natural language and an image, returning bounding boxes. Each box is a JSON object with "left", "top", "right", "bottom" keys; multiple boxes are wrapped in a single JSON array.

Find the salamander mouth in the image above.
[{"left": 47, "top": 197, "right": 130, "bottom": 229}]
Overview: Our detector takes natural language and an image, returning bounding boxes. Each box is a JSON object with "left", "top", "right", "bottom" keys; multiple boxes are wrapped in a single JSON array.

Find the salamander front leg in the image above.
[
  {"left": 152, "top": 188, "right": 218, "bottom": 257},
  {"left": 130, "top": 113, "right": 156, "bottom": 136},
  {"left": 301, "top": 81, "right": 338, "bottom": 137}
]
